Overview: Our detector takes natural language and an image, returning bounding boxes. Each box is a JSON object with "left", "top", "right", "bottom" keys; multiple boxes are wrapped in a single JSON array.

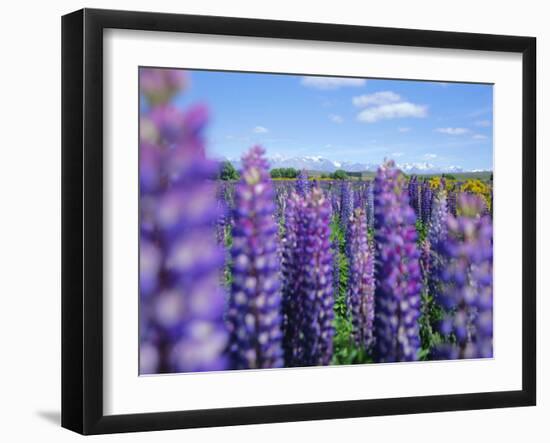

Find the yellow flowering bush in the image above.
[{"left": 429, "top": 176, "right": 456, "bottom": 191}]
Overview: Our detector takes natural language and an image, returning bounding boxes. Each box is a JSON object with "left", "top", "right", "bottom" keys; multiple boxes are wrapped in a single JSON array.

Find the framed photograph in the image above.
[{"left": 62, "top": 8, "right": 536, "bottom": 435}]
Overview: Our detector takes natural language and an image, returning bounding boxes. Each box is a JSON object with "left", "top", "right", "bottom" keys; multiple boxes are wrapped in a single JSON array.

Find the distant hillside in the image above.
[{"left": 289, "top": 170, "right": 492, "bottom": 181}]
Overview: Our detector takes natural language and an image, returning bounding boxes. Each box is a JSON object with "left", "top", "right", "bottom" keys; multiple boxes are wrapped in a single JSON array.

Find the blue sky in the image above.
[{"left": 170, "top": 69, "right": 493, "bottom": 171}]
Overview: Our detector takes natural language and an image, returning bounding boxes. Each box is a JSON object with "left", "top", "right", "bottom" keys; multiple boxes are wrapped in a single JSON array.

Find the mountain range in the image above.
[{"left": 225, "top": 155, "right": 485, "bottom": 175}]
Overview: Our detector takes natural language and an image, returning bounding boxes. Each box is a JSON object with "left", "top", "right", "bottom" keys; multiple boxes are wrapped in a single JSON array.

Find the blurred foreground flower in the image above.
[
  {"left": 140, "top": 68, "right": 187, "bottom": 106},
  {"left": 435, "top": 193, "right": 493, "bottom": 359},
  {"left": 227, "top": 146, "right": 284, "bottom": 369},
  {"left": 139, "top": 68, "right": 228, "bottom": 374}
]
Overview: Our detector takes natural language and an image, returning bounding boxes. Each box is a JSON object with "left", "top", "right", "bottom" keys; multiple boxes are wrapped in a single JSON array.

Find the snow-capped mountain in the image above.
[
  {"left": 225, "top": 155, "right": 476, "bottom": 174},
  {"left": 269, "top": 155, "right": 339, "bottom": 172},
  {"left": 397, "top": 162, "right": 465, "bottom": 174}
]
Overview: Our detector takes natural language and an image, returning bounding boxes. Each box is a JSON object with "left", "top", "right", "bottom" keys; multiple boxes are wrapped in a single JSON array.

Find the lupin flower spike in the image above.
[
  {"left": 373, "top": 160, "right": 422, "bottom": 362},
  {"left": 348, "top": 207, "right": 375, "bottom": 351},
  {"left": 282, "top": 188, "right": 335, "bottom": 366},
  {"left": 227, "top": 146, "right": 284, "bottom": 369}
]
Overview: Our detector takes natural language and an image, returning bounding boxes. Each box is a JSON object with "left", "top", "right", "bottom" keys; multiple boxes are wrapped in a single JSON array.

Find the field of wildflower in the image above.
[{"left": 139, "top": 68, "right": 493, "bottom": 374}]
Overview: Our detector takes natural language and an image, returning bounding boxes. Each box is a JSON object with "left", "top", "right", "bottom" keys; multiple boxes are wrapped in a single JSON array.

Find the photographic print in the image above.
[{"left": 139, "top": 67, "right": 493, "bottom": 375}]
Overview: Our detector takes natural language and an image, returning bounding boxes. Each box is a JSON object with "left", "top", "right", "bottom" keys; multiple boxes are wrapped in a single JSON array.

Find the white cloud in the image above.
[
  {"left": 435, "top": 127, "right": 470, "bottom": 135},
  {"left": 357, "top": 102, "right": 428, "bottom": 123},
  {"left": 475, "top": 119, "right": 491, "bottom": 127},
  {"left": 253, "top": 126, "right": 269, "bottom": 134},
  {"left": 329, "top": 114, "right": 344, "bottom": 124},
  {"left": 424, "top": 153, "right": 438, "bottom": 159},
  {"left": 352, "top": 91, "right": 401, "bottom": 107},
  {"left": 398, "top": 127, "right": 411, "bottom": 133},
  {"left": 352, "top": 91, "right": 426, "bottom": 123},
  {"left": 472, "top": 134, "right": 488, "bottom": 140},
  {"left": 301, "top": 76, "right": 366, "bottom": 90},
  {"left": 391, "top": 152, "right": 405, "bottom": 158}
]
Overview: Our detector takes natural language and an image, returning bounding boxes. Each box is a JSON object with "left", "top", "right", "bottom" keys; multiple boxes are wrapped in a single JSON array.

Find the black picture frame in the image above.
[{"left": 62, "top": 8, "right": 536, "bottom": 435}]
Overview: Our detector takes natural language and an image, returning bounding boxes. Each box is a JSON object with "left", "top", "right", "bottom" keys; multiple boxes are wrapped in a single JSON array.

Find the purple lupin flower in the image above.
[
  {"left": 447, "top": 186, "right": 457, "bottom": 216},
  {"left": 227, "top": 146, "right": 284, "bottom": 369},
  {"left": 435, "top": 193, "right": 493, "bottom": 359},
  {"left": 282, "top": 187, "right": 334, "bottom": 366},
  {"left": 428, "top": 189, "right": 448, "bottom": 246},
  {"left": 281, "top": 191, "right": 301, "bottom": 365},
  {"left": 477, "top": 194, "right": 491, "bottom": 217},
  {"left": 354, "top": 183, "right": 364, "bottom": 209},
  {"left": 296, "top": 169, "right": 310, "bottom": 196},
  {"left": 419, "top": 238, "right": 431, "bottom": 283},
  {"left": 366, "top": 180, "right": 374, "bottom": 230},
  {"left": 348, "top": 207, "right": 375, "bottom": 351},
  {"left": 274, "top": 182, "right": 288, "bottom": 223},
  {"left": 421, "top": 180, "right": 433, "bottom": 225},
  {"left": 373, "top": 160, "right": 422, "bottom": 362},
  {"left": 427, "top": 189, "right": 448, "bottom": 299},
  {"left": 408, "top": 175, "right": 421, "bottom": 219},
  {"left": 215, "top": 182, "right": 230, "bottom": 244},
  {"left": 139, "top": 68, "right": 228, "bottom": 374},
  {"left": 330, "top": 182, "right": 341, "bottom": 216},
  {"left": 340, "top": 181, "right": 354, "bottom": 232}
]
